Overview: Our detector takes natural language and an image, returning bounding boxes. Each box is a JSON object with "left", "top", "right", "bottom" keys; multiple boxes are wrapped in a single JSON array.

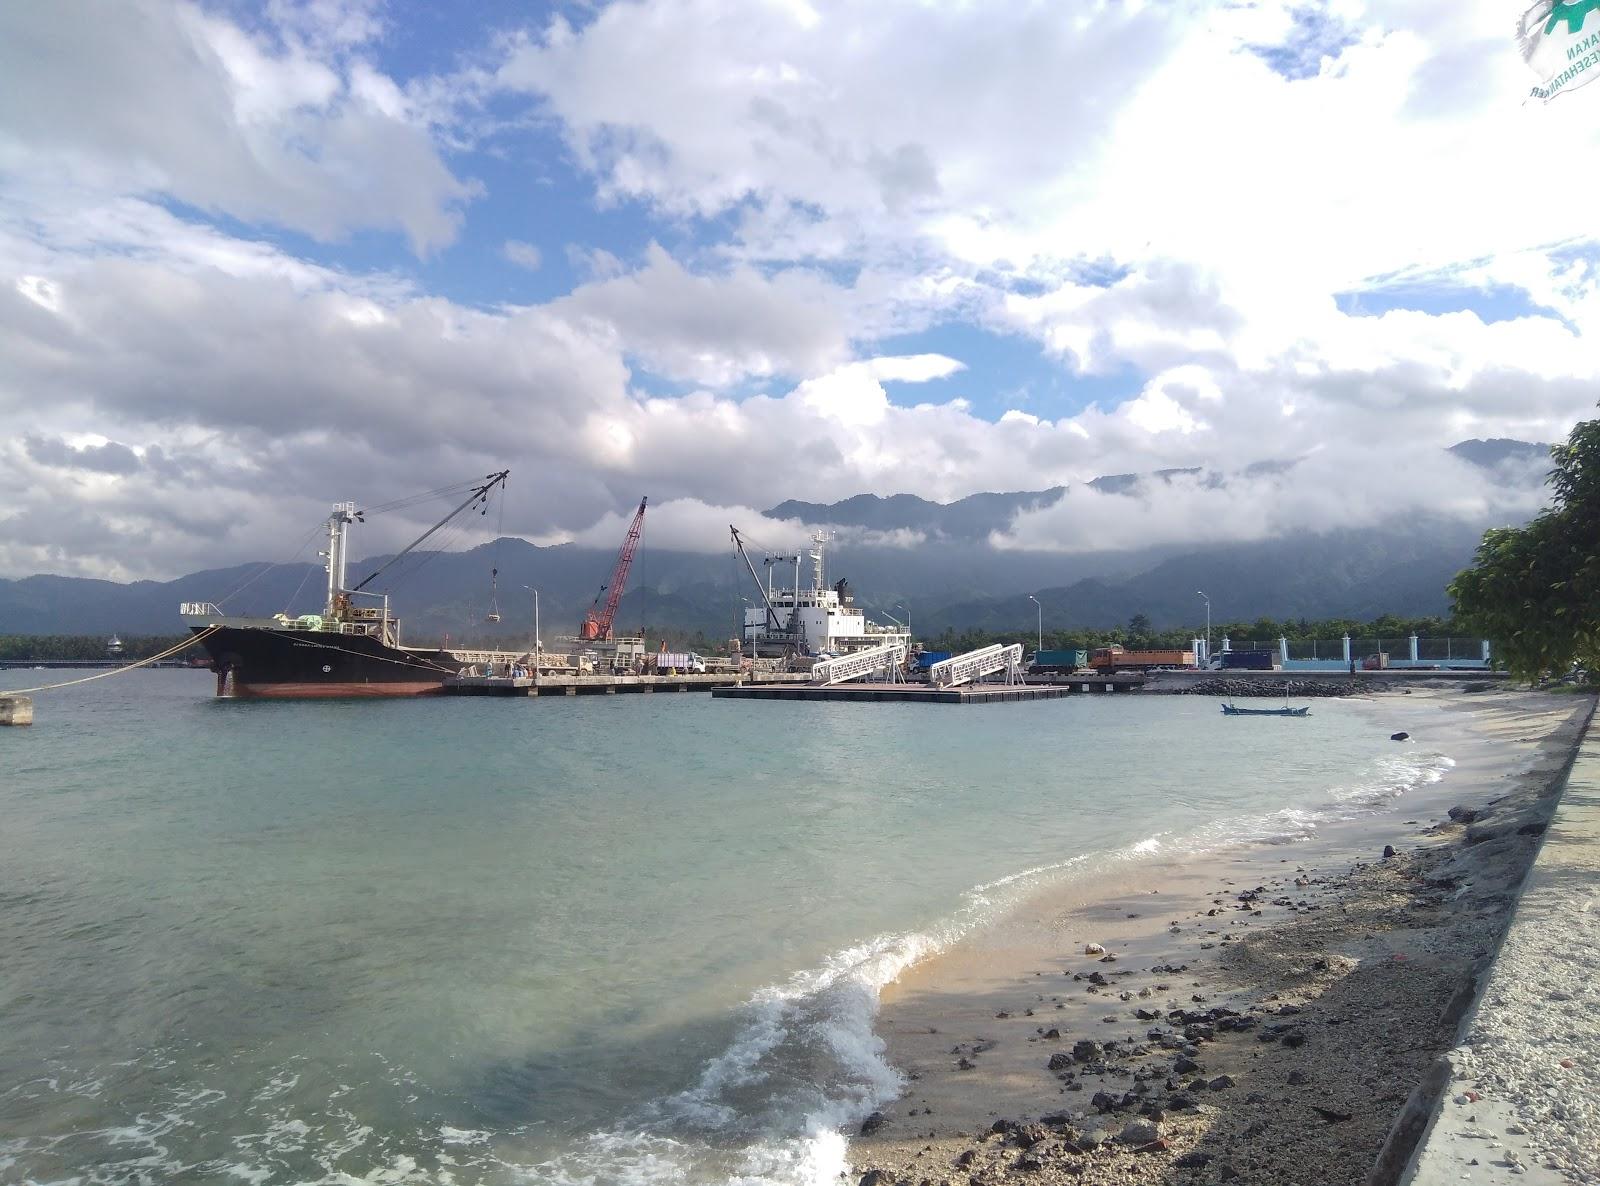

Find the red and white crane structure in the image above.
[{"left": 579, "top": 496, "right": 647, "bottom": 642}]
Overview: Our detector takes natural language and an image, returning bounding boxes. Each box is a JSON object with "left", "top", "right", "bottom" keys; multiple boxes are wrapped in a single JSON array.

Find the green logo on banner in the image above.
[{"left": 1546, "top": 0, "right": 1600, "bottom": 35}]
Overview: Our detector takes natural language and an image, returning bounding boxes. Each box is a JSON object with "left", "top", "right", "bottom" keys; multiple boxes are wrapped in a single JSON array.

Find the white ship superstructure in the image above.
[{"left": 737, "top": 530, "right": 909, "bottom": 657}]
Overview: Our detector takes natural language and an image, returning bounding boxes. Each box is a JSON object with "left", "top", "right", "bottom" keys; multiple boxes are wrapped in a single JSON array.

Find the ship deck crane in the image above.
[{"left": 580, "top": 497, "right": 647, "bottom": 641}]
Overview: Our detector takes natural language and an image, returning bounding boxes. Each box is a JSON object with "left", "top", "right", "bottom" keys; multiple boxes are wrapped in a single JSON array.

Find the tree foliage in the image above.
[
  {"left": 0, "top": 634, "right": 191, "bottom": 662},
  {"left": 1451, "top": 417, "right": 1600, "bottom": 681}
]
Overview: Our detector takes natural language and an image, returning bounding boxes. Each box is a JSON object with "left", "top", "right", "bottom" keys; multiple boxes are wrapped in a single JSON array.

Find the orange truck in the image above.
[{"left": 1089, "top": 645, "right": 1196, "bottom": 671}]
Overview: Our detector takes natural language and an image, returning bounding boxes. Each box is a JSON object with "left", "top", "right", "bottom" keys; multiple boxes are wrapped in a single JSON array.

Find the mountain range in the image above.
[{"left": 0, "top": 440, "right": 1551, "bottom": 643}]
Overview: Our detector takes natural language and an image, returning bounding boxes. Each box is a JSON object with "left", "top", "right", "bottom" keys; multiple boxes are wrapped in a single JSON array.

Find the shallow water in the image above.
[{"left": 0, "top": 670, "right": 1463, "bottom": 1185}]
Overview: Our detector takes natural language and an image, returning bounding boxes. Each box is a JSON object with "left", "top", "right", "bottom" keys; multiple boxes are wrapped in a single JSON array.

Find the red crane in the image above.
[{"left": 579, "top": 496, "right": 647, "bottom": 641}]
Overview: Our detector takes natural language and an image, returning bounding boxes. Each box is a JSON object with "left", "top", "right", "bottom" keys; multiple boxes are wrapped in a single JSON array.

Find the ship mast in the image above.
[
  {"left": 323, "top": 502, "right": 361, "bottom": 617},
  {"left": 809, "top": 530, "right": 829, "bottom": 592}
]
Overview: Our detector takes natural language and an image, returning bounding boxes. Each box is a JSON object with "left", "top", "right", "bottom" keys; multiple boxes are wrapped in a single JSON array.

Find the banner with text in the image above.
[{"left": 1519, "top": 0, "right": 1600, "bottom": 101}]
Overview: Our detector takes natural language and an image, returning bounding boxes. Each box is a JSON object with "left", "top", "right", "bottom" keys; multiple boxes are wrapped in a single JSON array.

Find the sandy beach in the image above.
[{"left": 849, "top": 689, "right": 1595, "bottom": 1186}]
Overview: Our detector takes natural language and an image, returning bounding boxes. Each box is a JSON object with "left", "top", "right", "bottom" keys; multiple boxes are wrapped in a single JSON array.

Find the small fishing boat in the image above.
[{"left": 1221, "top": 702, "right": 1310, "bottom": 717}]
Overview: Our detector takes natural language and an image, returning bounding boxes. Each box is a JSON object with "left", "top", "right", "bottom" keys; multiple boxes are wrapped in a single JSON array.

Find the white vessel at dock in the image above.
[{"left": 734, "top": 529, "right": 909, "bottom": 659}]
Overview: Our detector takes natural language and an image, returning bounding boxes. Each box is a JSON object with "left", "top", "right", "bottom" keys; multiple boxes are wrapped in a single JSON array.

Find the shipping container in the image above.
[
  {"left": 1030, "top": 648, "right": 1090, "bottom": 670},
  {"left": 1219, "top": 650, "right": 1275, "bottom": 670},
  {"left": 1089, "top": 648, "right": 1197, "bottom": 671},
  {"left": 914, "top": 651, "right": 953, "bottom": 669}
]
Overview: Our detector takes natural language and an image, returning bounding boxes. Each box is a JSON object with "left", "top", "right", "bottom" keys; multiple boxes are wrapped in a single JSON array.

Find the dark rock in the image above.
[
  {"left": 1013, "top": 1123, "right": 1051, "bottom": 1148},
  {"left": 1282, "top": 1029, "right": 1307, "bottom": 1048},
  {"left": 990, "top": 1118, "right": 1018, "bottom": 1136},
  {"left": 1071, "top": 1039, "right": 1099, "bottom": 1063},
  {"left": 1042, "top": 1028, "right": 1061, "bottom": 1040},
  {"left": 1048, "top": 1052, "right": 1073, "bottom": 1071},
  {"left": 860, "top": 1111, "right": 888, "bottom": 1136},
  {"left": 1166, "top": 1093, "right": 1198, "bottom": 1111},
  {"left": 1175, "top": 1151, "right": 1212, "bottom": 1168},
  {"left": 1090, "top": 1091, "right": 1118, "bottom": 1113},
  {"left": 858, "top": 1170, "right": 896, "bottom": 1186},
  {"left": 1390, "top": 732, "right": 1410, "bottom": 741},
  {"left": 1208, "top": 1075, "right": 1236, "bottom": 1091},
  {"left": 955, "top": 1150, "right": 976, "bottom": 1168},
  {"left": 1312, "top": 1105, "right": 1354, "bottom": 1124},
  {"left": 1220, "top": 1165, "right": 1240, "bottom": 1181},
  {"left": 1173, "top": 1055, "right": 1201, "bottom": 1074},
  {"left": 1286, "top": 1070, "right": 1308, "bottom": 1086},
  {"left": 1382, "top": 845, "right": 1396, "bottom": 859},
  {"left": 1447, "top": 805, "right": 1480, "bottom": 824}
]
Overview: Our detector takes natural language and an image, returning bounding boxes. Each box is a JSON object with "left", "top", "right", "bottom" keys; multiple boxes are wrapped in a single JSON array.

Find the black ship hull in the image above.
[{"left": 194, "top": 626, "right": 465, "bottom": 699}]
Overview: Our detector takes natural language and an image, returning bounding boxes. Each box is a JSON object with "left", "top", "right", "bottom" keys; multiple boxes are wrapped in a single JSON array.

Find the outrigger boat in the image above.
[{"left": 1221, "top": 702, "right": 1310, "bottom": 717}]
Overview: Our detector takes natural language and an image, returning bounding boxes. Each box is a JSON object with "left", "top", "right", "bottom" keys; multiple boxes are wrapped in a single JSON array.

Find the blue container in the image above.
[{"left": 915, "top": 651, "right": 953, "bottom": 669}]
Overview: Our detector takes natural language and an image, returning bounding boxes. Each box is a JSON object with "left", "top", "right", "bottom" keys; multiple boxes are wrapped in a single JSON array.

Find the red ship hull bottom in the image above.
[{"left": 223, "top": 679, "right": 447, "bottom": 699}]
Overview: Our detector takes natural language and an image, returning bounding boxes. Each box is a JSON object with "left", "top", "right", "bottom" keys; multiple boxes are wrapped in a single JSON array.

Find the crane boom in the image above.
[{"left": 580, "top": 496, "right": 647, "bottom": 641}]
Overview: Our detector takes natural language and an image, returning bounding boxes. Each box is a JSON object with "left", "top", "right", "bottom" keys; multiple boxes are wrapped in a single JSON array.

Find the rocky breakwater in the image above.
[{"left": 1181, "top": 677, "right": 1376, "bottom": 698}]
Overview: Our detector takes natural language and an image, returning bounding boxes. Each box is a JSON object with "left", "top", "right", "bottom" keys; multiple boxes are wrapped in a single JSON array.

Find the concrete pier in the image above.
[
  {"left": 713, "top": 678, "right": 1139, "bottom": 704},
  {"left": 0, "top": 694, "right": 34, "bottom": 726},
  {"left": 442, "top": 672, "right": 811, "bottom": 697}
]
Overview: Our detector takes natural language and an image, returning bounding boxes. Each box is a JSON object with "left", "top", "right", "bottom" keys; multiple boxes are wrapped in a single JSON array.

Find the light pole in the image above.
[
  {"left": 523, "top": 586, "right": 540, "bottom": 675},
  {"left": 1196, "top": 590, "right": 1210, "bottom": 665},
  {"left": 896, "top": 603, "right": 912, "bottom": 640},
  {"left": 1028, "top": 594, "right": 1042, "bottom": 654}
]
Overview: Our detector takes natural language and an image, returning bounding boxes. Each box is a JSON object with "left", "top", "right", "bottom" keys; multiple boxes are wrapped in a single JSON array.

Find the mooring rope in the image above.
[{"left": 2, "top": 628, "right": 222, "bottom": 695}]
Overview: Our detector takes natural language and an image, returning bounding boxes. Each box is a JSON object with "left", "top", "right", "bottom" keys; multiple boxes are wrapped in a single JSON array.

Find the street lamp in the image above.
[
  {"left": 1028, "top": 594, "right": 1042, "bottom": 654},
  {"left": 1196, "top": 590, "right": 1210, "bottom": 665},
  {"left": 523, "top": 586, "right": 540, "bottom": 672},
  {"left": 896, "top": 603, "right": 912, "bottom": 639}
]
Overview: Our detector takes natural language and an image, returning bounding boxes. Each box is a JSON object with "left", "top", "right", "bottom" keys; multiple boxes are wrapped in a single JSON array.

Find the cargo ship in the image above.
[
  {"left": 181, "top": 472, "right": 508, "bottom": 698},
  {"left": 730, "top": 527, "right": 910, "bottom": 659}
]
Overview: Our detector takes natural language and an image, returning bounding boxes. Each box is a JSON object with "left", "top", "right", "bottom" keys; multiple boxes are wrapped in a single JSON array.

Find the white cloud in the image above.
[
  {"left": 503, "top": 239, "right": 543, "bottom": 270},
  {"left": 992, "top": 447, "right": 1548, "bottom": 555},
  {"left": 0, "top": 1, "right": 474, "bottom": 253}
]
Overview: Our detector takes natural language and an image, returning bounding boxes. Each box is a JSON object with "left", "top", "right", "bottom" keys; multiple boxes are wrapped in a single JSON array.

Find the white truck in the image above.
[{"left": 653, "top": 651, "right": 707, "bottom": 674}]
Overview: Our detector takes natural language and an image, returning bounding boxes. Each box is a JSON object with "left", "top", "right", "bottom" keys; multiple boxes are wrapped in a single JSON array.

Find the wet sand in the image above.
[{"left": 850, "top": 690, "right": 1594, "bottom": 1186}]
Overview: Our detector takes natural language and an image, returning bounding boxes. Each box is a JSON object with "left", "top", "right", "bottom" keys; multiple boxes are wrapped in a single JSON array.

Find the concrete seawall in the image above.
[
  {"left": 1399, "top": 698, "right": 1599, "bottom": 1184},
  {"left": 0, "top": 694, "right": 34, "bottom": 726}
]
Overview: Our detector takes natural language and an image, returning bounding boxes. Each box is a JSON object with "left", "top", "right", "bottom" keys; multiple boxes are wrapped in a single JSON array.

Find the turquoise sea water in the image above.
[{"left": 0, "top": 671, "right": 1460, "bottom": 1185}]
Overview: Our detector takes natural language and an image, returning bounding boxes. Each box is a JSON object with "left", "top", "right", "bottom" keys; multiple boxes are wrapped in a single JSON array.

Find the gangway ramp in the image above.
[
  {"left": 812, "top": 641, "right": 906, "bottom": 686},
  {"left": 928, "top": 643, "right": 1023, "bottom": 689}
]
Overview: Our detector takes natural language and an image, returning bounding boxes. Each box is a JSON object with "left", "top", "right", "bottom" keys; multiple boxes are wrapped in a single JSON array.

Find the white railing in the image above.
[
  {"left": 812, "top": 642, "right": 906, "bottom": 686},
  {"left": 179, "top": 602, "right": 223, "bottom": 617},
  {"left": 929, "top": 643, "right": 1024, "bottom": 688}
]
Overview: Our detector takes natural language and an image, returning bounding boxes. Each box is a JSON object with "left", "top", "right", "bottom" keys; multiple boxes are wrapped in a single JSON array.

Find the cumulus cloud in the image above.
[{"left": 0, "top": 1, "right": 473, "bottom": 252}]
